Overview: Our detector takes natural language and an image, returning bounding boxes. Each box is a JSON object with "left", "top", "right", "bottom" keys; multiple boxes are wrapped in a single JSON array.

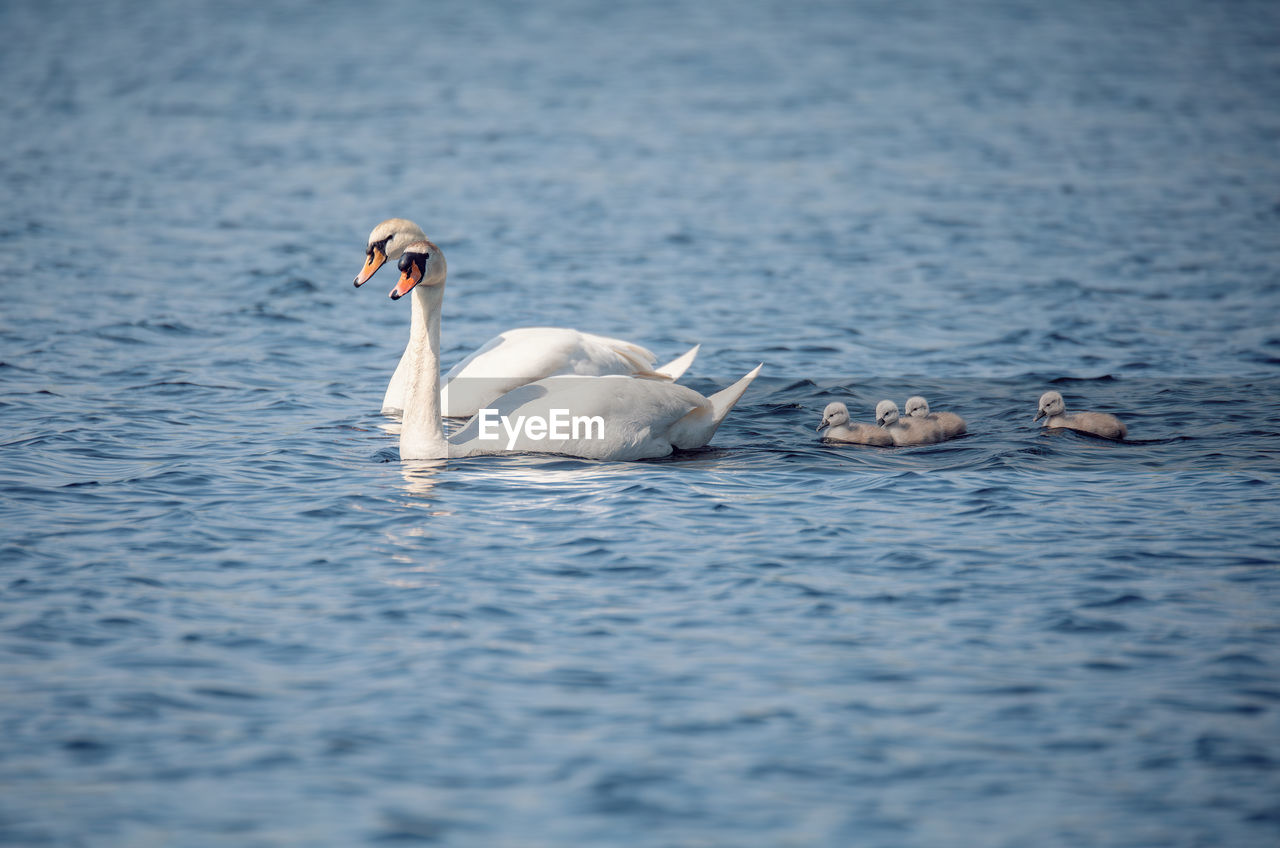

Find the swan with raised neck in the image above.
[
  {"left": 390, "top": 240, "right": 450, "bottom": 459},
  {"left": 354, "top": 218, "right": 699, "bottom": 417}
]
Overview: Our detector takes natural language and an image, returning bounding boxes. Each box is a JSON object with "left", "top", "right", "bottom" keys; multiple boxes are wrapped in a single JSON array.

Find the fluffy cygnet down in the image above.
[
  {"left": 875, "top": 400, "right": 945, "bottom": 446},
  {"left": 1035, "top": 390, "right": 1127, "bottom": 440},
  {"left": 903, "top": 396, "right": 966, "bottom": 440},
  {"left": 817, "top": 402, "right": 893, "bottom": 446}
]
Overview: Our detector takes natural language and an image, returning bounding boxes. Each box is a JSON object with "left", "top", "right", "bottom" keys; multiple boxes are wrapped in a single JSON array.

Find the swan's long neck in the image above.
[{"left": 399, "top": 284, "right": 448, "bottom": 459}]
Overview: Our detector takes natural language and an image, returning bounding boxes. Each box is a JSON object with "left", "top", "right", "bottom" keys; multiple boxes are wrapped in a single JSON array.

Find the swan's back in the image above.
[
  {"left": 440, "top": 328, "right": 663, "bottom": 418},
  {"left": 444, "top": 328, "right": 656, "bottom": 381},
  {"left": 449, "top": 367, "right": 759, "bottom": 461}
]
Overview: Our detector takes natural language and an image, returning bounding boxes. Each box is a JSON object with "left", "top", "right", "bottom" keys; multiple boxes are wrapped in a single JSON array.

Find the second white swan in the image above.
[{"left": 355, "top": 218, "right": 699, "bottom": 417}]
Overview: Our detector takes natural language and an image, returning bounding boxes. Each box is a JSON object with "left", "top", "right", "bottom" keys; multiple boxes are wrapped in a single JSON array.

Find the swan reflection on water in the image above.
[
  {"left": 398, "top": 460, "right": 445, "bottom": 505},
  {"left": 397, "top": 454, "right": 628, "bottom": 500}
]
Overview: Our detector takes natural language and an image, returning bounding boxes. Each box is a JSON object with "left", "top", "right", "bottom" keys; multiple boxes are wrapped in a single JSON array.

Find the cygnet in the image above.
[
  {"left": 904, "top": 395, "right": 966, "bottom": 440},
  {"left": 1035, "top": 390, "right": 1127, "bottom": 440},
  {"left": 817, "top": 402, "right": 893, "bottom": 446},
  {"left": 876, "top": 400, "right": 944, "bottom": 446}
]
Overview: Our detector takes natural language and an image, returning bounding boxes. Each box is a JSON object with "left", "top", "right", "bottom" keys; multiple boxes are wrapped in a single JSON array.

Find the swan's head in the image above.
[
  {"left": 354, "top": 218, "right": 428, "bottom": 287},
  {"left": 904, "top": 396, "right": 930, "bottom": 418},
  {"left": 817, "top": 402, "right": 850, "bottom": 431},
  {"left": 390, "top": 239, "right": 447, "bottom": 300},
  {"left": 875, "top": 400, "right": 899, "bottom": 427},
  {"left": 1035, "top": 390, "right": 1064, "bottom": 422}
]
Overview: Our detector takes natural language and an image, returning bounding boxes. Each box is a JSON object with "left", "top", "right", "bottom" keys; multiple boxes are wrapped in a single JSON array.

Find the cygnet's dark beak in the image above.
[
  {"left": 816, "top": 420, "right": 829, "bottom": 432},
  {"left": 1034, "top": 409, "right": 1046, "bottom": 422}
]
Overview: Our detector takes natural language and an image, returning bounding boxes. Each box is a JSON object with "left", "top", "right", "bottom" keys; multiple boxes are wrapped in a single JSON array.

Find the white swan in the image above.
[
  {"left": 875, "top": 400, "right": 944, "bottom": 446},
  {"left": 354, "top": 218, "right": 699, "bottom": 416},
  {"left": 1035, "top": 391, "right": 1127, "bottom": 440},
  {"left": 817, "top": 402, "right": 892, "bottom": 446},
  {"left": 904, "top": 396, "right": 967, "bottom": 440},
  {"left": 388, "top": 240, "right": 762, "bottom": 461}
]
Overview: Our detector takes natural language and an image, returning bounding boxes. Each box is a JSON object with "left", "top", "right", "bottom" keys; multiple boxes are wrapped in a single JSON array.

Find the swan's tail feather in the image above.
[
  {"left": 667, "top": 364, "right": 763, "bottom": 449},
  {"left": 655, "top": 344, "right": 700, "bottom": 381},
  {"left": 708, "top": 363, "right": 763, "bottom": 428},
  {"left": 631, "top": 370, "right": 673, "bottom": 381},
  {"left": 598, "top": 338, "right": 659, "bottom": 374}
]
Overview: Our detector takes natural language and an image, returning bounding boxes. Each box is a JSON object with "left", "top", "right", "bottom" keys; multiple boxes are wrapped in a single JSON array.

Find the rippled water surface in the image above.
[{"left": 3, "top": 0, "right": 1280, "bottom": 845}]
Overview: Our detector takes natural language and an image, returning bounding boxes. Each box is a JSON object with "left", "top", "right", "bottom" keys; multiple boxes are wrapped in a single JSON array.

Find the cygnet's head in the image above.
[
  {"left": 817, "top": 402, "right": 850, "bottom": 431},
  {"left": 875, "top": 400, "right": 900, "bottom": 427},
  {"left": 354, "top": 218, "right": 428, "bottom": 287},
  {"left": 1035, "top": 390, "right": 1065, "bottom": 422},
  {"left": 904, "top": 396, "right": 930, "bottom": 418},
  {"left": 389, "top": 240, "right": 447, "bottom": 300}
]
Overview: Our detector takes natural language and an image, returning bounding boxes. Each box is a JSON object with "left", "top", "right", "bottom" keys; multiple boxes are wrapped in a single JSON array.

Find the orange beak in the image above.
[
  {"left": 353, "top": 247, "right": 386, "bottom": 287},
  {"left": 390, "top": 263, "right": 423, "bottom": 300}
]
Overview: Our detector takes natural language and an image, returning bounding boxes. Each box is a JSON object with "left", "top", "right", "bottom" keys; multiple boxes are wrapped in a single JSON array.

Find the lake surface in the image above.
[{"left": 2, "top": 0, "right": 1279, "bottom": 845}]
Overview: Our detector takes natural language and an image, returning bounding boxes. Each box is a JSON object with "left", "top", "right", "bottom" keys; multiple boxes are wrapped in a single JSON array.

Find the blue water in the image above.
[{"left": 3, "top": 0, "right": 1280, "bottom": 844}]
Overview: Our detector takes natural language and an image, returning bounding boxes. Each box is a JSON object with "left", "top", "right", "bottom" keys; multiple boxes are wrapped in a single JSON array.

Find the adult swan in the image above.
[
  {"left": 387, "top": 240, "right": 761, "bottom": 461},
  {"left": 355, "top": 218, "right": 699, "bottom": 417}
]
